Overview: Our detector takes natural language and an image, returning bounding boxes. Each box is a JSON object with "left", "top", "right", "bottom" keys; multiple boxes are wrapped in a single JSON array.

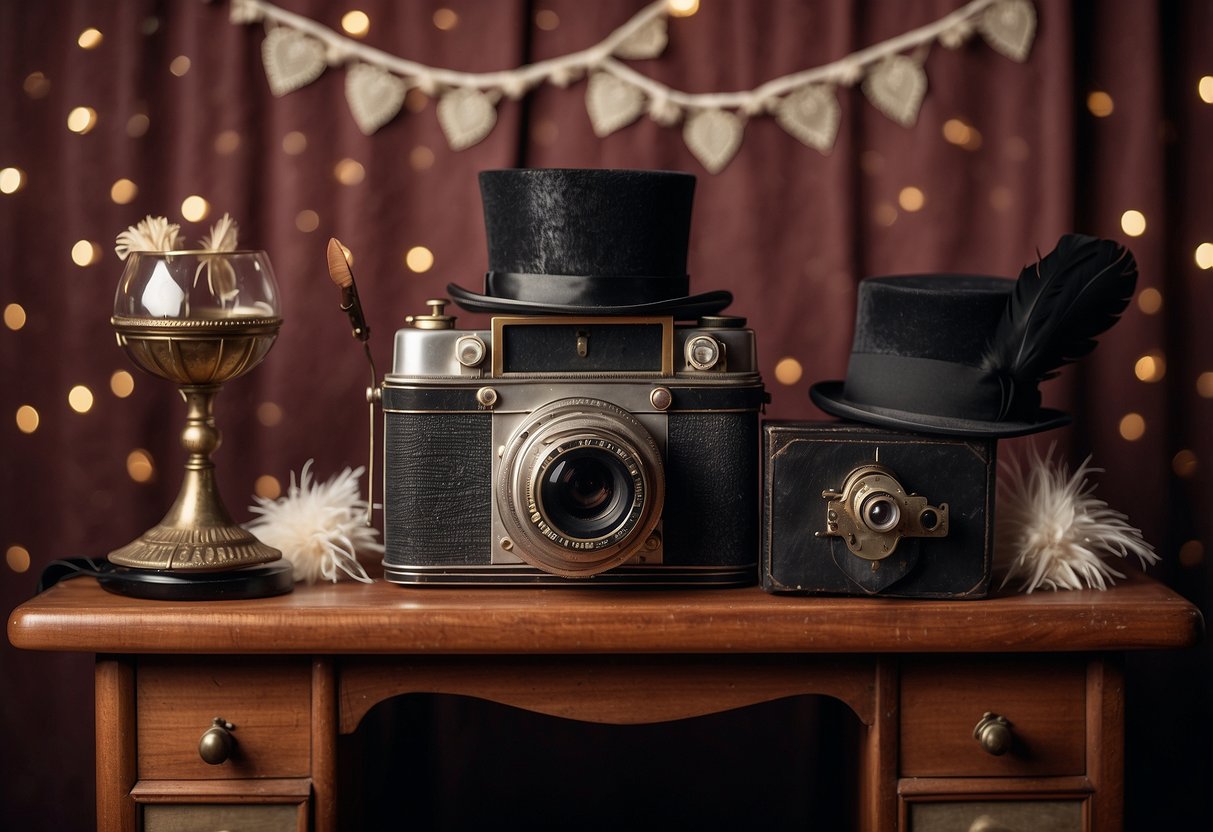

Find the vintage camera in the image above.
[
  {"left": 762, "top": 422, "right": 995, "bottom": 598},
  {"left": 381, "top": 303, "right": 765, "bottom": 586}
]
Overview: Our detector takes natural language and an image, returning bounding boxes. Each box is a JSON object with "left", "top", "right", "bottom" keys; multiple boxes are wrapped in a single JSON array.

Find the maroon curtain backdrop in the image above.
[{"left": 2, "top": 1, "right": 1210, "bottom": 828}]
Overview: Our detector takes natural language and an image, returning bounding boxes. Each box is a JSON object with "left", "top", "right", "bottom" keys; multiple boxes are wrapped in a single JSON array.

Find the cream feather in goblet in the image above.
[{"left": 109, "top": 249, "right": 283, "bottom": 571}]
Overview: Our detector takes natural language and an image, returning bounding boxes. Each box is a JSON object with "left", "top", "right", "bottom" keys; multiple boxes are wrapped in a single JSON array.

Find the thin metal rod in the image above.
[{"left": 364, "top": 341, "right": 377, "bottom": 526}]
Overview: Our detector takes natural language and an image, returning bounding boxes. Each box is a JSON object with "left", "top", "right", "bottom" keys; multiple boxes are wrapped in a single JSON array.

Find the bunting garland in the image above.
[{"left": 230, "top": 0, "right": 1037, "bottom": 173}]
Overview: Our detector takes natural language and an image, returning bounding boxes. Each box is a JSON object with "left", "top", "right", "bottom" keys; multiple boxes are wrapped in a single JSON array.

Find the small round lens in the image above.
[
  {"left": 861, "top": 493, "right": 900, "bottom": 533},
  {"left": 540, "top": 448, "right": 635, "bottom": 539},
  {"left": 919, "top": 509, "right": 938, "bottom": 530}
]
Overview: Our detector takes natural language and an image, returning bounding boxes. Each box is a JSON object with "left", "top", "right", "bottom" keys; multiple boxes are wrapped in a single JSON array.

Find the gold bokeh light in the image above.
[
  {"left": 127, "top": 449, "right": 155, "bottom": 483},
  {"left": 215, "top": 130, "right": 241, "bottom": 155},
  {"left": 899, "top": 187, "right": 925, "bottom": 212},
  {"left": 67, "top": 106, "right": 98, "bottom": 134},
  {"left": 774, "top": 357, "right": 803, "bottom": 386},
  {"left": 4, "top": 303, "right": 27, "bottom": 330},
  {"left": 405, "top": 89, "right": 429, "bottom": 113},
  {"left": 1, "top": 167, "right": 26, "bottom": 194},
  {"left": 1196, "top": 371, "right": 1213, "bottom": 399},
  {"left": 410, "top": 145, "right": 435, "bottom": 171},
  {"left": 406, "top": 246, "right": 435, "bottom": 273},
  {"left": 535, "top": 10, "right": 560, "bottom": 30},
  {"left": 1120, "top": 210, "right": 1146, "bottom": 237},
  {"left": 335, "top": 158, "right": 366, "bottom": 186},
  {"left": 1199, "top": 76, "right": 1213, "bottom": 105},
  {"left": 110, "top": 178, "right": 138, "bottom": 204},
  {"left": 1118, "top": 412, "right": 1146, "bottom": 441},
  {"left": 282, "top": 131, "right": 308, "bottom": 155},
  {"left": 127, "top": 113, "right": 150, "bottom": 137},
  {"left": 6, "top": 545, "right": 31, "bottom": 574},
  {"left": 1134, "top": 352, "right": 1165, "bottom": 382},
  {"left": 181, "top": 195, "right": 210, "bottom": 222},
  {"left": 668, "top": 0, "right": 700, "bottom": 17},
  {"left": 69, "top": 385, "right": 95, "bottom": 413},
  {"left": 169, "top": 56, "right": 191, "bottom": 76},
  {"left": 24, "top": 72, "right": 51, "bottom": 98},
  {"left": 295, "top": 210, "right": 320, "bottom": 232},
  {"left": 72, "top": 240, "right": 101, "bottom": 267},
  {"left": 433, "top": 8, "right": 459, "bottom": 30},
  {"left": 1087, "top": 91, "right": 1114, "bottom": 117},
  {"left": 1179, "top": 540, "right": 1204, "bottom": 567},
  {"left": 110, "top": 370, "right": 135, "bottom": 398},
  {"left": 255, "top": 475, "right": 282, "bottom": 500},
  {"left": 342, "top": 10, "right": 371, "bottom": 37},
  {"left": 16, "top": 405, "right": 39, "bottom": 434},
  {"left": 78, "top": 28, "right": 103, "bottom": 49},
  {"left": 1195, "top": 242, "right": 1213, "bottom": 270},
  {"left": 257, "top": 402, "right": 284, "bottom": 427},
  {"left": 1172, "top": 450, "right": 1198, "bottom": 479},
  {"left": 1136, "top": 287, "right": 1162, "bottom": 315}
]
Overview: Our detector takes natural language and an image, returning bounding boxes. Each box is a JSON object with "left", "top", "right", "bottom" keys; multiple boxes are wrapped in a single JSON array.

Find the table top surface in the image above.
[{"left": 7, "top": 569, "right": 1202, "bottom": 656}]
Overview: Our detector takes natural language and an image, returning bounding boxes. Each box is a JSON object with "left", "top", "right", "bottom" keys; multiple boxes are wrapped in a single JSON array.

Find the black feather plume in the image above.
[{"left": 982, "top": 234, "right": 1138, "bottom": 389}]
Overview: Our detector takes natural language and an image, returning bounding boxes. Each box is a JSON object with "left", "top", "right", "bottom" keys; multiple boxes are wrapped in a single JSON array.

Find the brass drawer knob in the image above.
[
  {"left": 198, "top": 717, "right": 235, "bottom": 765},
  {"left": 973, "top": 712, "right": 1013, "bottom": 756}
]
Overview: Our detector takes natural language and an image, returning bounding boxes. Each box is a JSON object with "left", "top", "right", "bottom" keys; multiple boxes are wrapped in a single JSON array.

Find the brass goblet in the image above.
[{"left": 109, "top": 250, "right": 283, "bottom": 571}]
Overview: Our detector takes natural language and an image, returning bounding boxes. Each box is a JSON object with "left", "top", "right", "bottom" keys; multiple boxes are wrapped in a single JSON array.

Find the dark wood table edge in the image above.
[{"left": 8, "top": 572, "right": 1203, "bottom": 655}]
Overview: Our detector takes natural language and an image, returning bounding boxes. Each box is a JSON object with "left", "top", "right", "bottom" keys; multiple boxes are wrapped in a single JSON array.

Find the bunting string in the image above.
[{"left": 230, "top": 0, "right": 1037, "bottom": 172}]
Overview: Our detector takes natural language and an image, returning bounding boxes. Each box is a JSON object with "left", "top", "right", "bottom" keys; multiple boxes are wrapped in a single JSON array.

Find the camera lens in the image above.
[
  {"left": 497, "top": 398, "right": 665, "bottom": 578},
  {"left": 860, "top": 493, "right": 900, "bottom": 533},
  {"left": 541, "top": 448, "right": 635, "bottom": 539}
]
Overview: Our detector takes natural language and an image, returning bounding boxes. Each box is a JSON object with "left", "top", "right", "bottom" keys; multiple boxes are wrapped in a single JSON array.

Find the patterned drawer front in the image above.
[
  {"left": 908, "top": 799, "right": 1082, "bottom": 832},
  {"left": 143, "top": 803, "right": 302, "bottom": 832},
  {"left": 900, "top": 657, "right": 1086, "bottom": 777},
  {"left": 137, "top": 657, "right": 311, "bottom": 779}
]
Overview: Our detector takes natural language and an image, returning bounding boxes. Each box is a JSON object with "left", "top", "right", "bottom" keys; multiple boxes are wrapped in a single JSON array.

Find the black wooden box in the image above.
[{"left": 762, "top": 421, "right": 996, "bottom": 598}]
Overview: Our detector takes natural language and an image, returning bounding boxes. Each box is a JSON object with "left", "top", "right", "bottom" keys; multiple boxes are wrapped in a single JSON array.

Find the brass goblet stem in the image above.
[{"left": 107, "top": 382, "right": 281, "bottom": 571}]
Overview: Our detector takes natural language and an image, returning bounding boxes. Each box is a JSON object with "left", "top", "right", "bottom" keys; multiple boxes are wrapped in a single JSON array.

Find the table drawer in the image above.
[
  {"left": 137, "top": 657, "right": 311, "bottom": 779},
  {"left": 143, "top": 803, "right": 303, "bottom": 832},
  {"left": 907, "top": 798, "right": 1082, "bottom": 831},
  {"left": 900, "top": 657, "right": 1087, "bottom": 777}
]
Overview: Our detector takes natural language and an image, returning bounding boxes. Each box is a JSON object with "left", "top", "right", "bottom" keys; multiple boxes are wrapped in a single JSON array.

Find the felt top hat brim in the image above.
[
  {"left": 446, "top": 168, "right": 732, "bottom": 320},
  {"left": 809, "top": 380, "right": 1071, "bottom": 438},
  {"left": 809, "top": 235, "right": 1137, "bottom": 438}
]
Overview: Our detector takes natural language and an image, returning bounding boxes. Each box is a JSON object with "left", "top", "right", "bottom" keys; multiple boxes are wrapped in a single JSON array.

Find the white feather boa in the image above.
[{"left": 996, "top": 446, "right": 1158, "bottom": 593}]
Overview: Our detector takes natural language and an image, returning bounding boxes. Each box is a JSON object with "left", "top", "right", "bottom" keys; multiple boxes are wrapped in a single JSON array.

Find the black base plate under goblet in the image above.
[{"left": 37, "top": 558, "right": 294, "bottom": 601}]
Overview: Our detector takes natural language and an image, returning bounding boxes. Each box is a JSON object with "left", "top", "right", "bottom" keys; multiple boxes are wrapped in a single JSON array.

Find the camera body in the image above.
[
  {"left": 762, "top": 421, "right": 995, "bottom": 598},
  {"left": 382, "top": 306, "right": 765, "bottom": 586}
]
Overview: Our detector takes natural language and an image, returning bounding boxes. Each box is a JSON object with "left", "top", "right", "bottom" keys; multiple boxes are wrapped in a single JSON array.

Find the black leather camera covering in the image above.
[
  {"left": 664, "top": 411, "right": 759, "bottom": 568},
  {"left": 384, "top": 412, "right": 493, "bottom": 565},
  {"left": 762, "top": 421, "right": 995, "bottom": 598}
]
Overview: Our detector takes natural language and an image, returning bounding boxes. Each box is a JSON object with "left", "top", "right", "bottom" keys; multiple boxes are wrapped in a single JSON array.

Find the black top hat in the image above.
[
  {"left": 810, "top": 236, "right": 1137, "bottom": 437},
  {"left": 446, "top": 168, "right": 732, "bottom": 319}
]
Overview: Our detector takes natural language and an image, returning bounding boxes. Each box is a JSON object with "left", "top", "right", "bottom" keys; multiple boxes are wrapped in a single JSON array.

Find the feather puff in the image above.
[
  {"left": 245, "top": 460, "right": 383, "bottom": 585},
  {"left": 982, "top": 234, "right": 1137, "bottom": 386},
  {"left": 996, "top": 445, "right": 1158, "bottom": 593}
]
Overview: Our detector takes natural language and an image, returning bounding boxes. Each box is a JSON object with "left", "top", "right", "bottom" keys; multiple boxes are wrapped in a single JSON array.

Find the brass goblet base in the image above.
[
  {"left": 108, "top": 384, "right": 282, "bottom": 571},
  {"left": 110, "top": 317, "right": 282, "bottom": 572}
]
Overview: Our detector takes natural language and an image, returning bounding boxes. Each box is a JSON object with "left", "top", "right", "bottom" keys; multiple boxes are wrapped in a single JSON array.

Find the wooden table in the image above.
[{"left": 8, "top": 572, "right": 1201, "bottom": 831}]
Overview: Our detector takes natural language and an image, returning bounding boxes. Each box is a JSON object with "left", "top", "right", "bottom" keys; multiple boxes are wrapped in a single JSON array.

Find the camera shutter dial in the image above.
[
  {"left": 685, "top": 335, "right": 723, "bottom": 371},
  {"left": 456, "top": 335, "right": 487, "bottom": 367}
]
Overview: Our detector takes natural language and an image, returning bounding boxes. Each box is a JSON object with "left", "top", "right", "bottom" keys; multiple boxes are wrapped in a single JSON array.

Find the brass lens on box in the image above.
[{"left": 763, "top": 422, "right": 994, "bottom": 598}]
